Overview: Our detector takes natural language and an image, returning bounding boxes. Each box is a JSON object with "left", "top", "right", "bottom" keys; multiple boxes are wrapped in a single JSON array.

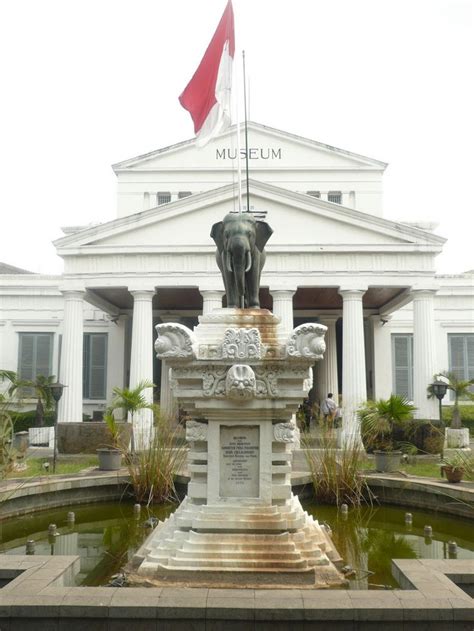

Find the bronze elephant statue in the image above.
[{"left": 211, "top": 213, "right": 273, "bottom": 309}]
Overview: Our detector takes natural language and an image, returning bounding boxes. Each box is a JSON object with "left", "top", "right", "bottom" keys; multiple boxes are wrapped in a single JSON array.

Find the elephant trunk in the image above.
[
  {"left": 226, "top": 250, "right": 233, "bottom": 273},
  {"left": 230, "top": 242, "right": 247, "bottom": 301}
]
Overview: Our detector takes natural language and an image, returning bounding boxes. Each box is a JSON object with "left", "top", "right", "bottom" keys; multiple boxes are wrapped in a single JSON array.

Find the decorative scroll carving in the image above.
[
  {"left": 273, "top": 421, "right": 296, "bottom": 443},
  {"left": 225, "top": 364, "right": 257, "bottom": 400},
  {"left": 286, "top": 323, "right": 326, "bottom": 360},
  {"left": 221, "top": 328, "right": 262, "bottom": 359},
  {"left": 254, "top": 366, "right": 280, "bottom": 397},
  {"left": 202, "top": 366, "right": 228, "bottom": 397},
  {"left": 186, "top": 420, "right": 208, "bottom": 442},
  {"left": 155, "top": 323, "right": 195, "bottom": 359}
]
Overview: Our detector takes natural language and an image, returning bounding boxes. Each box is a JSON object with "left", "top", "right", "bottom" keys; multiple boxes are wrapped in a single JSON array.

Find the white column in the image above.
[
  {"left": 129, "top": 290, "right": 155, "bottom": 448},
  {"left": 412, "top": 289, "right": 438, "bottom": 419},
  {"left": 317, "top": 316, "right": 339, "bottom": 405},
  {"left": 200, "top": 290, "right": 224, "bottom": 315},
  {"left": 339, "top": 289, "right": 367, "bottom": 446},
  {"left": 371, "top": 314, "right": 392, "bottom": 400},
  {"left": 270, "top": 289, "right": 295, "bottom": 337},
  {"left": 159, "top": 315, "right": 180, "bottom": 424},
  {"left": 58, "top": 290, "right": 85, "bottom": 423}
]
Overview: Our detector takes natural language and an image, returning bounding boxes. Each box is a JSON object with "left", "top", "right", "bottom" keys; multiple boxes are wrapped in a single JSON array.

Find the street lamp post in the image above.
[
  {"left": 49, "top": 382, "right": 65, "bottom": 473},
  {"left": 431, "top": 379, "right": 448, "bottom": 425}
]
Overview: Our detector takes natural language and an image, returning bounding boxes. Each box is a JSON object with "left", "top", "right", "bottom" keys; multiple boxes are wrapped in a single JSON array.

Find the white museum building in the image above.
[{"left": 1, "top": 122, "right": 473, "bottom": 443}]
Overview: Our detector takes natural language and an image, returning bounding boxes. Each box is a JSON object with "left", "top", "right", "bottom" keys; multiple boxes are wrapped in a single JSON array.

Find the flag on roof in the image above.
[{"left": 179, "top": 1, "right": 235, "bottom": 147}]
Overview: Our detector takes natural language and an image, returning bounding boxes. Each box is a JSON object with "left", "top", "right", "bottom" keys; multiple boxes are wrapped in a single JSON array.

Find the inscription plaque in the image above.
[{"left": 219, "top": 425, "right": 260, "bottom": 498}]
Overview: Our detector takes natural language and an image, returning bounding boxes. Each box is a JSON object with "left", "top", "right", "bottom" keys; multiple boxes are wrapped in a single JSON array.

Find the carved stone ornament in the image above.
[
  {"left": 154, "top": 323, "right": 195, "bottom": 359},
  {"left": 273, "top": 422, "right": 296, "bottom": 443},
  {"left": 225, "top": 364, "right": 257, "bottom": 400},
  {"left": 286, "top": 323, "right": 326, "bottom": 360},
  {"left": 186, "top": 420, "right": 208, "bottom": 442},
  {"left": 221, "top": 328, "right": 263, "bottom": 360},
  {"left": 202, "top": 366, "right": 228, "bottom": 397}
]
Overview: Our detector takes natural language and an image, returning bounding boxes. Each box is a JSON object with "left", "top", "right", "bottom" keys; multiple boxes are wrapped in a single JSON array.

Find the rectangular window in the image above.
[
  {"left": 178, "top": 191, "right": 192, "bottom": 199},
  {"left": 307, "top": 190, "right": 320, "bottom": 198},
  {"left": 83, "top": 333, "right": 108, "bottom": 399},
  {"left": 18, "top": 333, "right": 54, "bottom": 383},
  {"left": 157, "top": 192, "right": 171, "bottom": 205},
  {"left": 392, "top": 334, "right": 413, "bottom": 400},
  {"left": 448, "top": 334, "right": 474, "bottom": 398},
  {"left": 328, "top": 191, "right": 342, "bottom": 204}
]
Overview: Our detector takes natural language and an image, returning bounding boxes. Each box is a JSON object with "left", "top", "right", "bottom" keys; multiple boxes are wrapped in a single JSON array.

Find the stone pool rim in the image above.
[{"left": 1, "top": 467, "right": 473, "bottom": 520}]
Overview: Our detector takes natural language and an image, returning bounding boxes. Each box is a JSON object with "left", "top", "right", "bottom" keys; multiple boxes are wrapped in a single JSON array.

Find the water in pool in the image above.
[{"left": 1, "top": 501, "right": 472, "bottom": 588}]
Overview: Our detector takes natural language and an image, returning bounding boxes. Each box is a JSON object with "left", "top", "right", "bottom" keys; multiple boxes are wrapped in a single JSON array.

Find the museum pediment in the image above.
[{"left": 112, "top": 121, "right": 387, "bottom": 174}]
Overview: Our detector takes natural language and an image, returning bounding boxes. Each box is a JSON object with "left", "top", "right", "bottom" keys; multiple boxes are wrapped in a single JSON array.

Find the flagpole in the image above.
[
  {"left": 242, "top": 50, "right": 250, "bottom": 213},
  {"left": 235, "top": 49, "right": 243, "bottom": 213}
]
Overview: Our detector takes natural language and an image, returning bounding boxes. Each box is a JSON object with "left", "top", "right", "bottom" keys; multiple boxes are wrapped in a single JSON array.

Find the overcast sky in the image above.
[{"left": 0, "top": 0, "right": 472, "bottom": 275}]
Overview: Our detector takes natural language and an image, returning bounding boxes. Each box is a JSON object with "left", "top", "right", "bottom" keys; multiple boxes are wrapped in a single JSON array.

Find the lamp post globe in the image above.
[{"left": 431, "top": 378, "right": 448, "bottom": 424}]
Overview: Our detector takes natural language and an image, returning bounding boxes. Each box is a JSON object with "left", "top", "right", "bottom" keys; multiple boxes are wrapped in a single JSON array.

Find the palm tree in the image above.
[
  {"left": 359, "top": 394, "right": 416, "bottom": 452},
  {"left": 429, "top": 371, "right": 474, "bottom": 429},
  {"left": 0, "top": 370, "right": 55, "bottom": 427},
  {"left": 109, "top": 380, "right": 155, "bottom": 452}
]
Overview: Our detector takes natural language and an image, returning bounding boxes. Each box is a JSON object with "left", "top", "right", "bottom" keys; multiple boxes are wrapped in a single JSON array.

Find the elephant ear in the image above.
[
  {"left": 210, "top": 222, "right": 224, "bottom": 254},
  {"left": 255, "top": 221, "right": 273, "bottom": 252}
]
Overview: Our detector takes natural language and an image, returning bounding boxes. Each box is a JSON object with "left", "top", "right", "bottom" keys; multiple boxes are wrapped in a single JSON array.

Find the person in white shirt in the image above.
[{"left": 320, "top": 393, "right": 338, "bottom": 423}]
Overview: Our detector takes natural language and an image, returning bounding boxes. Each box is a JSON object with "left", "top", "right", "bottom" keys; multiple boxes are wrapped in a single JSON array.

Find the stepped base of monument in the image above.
[{"left": 132, "top": 495, "right": 345, "bottom": 588}]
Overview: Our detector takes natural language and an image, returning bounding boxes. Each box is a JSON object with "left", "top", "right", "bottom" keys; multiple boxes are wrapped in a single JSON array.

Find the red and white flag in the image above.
[{"left": 179, "top": 1, "right": 235, "bottom": 147}]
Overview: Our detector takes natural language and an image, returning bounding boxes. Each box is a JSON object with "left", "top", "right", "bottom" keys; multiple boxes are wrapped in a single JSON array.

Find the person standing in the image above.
[{"left": 321, "top": 393, "right": 337, "bottom": 423}]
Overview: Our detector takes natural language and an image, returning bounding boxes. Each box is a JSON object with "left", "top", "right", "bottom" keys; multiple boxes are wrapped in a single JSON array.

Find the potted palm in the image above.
[
  {"left": 359, "top": 395, "right": 416, "bottom": 472},
  {"left": 97, "top": 411, "right": 123, "bottom": 471}
]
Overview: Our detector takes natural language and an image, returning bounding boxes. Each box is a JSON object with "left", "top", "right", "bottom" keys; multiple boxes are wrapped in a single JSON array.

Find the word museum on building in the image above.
[{"left": 1, "top": 122, "right": 473, "bottom": 438}]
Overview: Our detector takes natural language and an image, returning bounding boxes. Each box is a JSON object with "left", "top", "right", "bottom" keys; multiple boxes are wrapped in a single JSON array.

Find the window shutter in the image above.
[
  {"left": 36, "top": 334, "right": 52, "bottom": 378},
  {"left": 18, "top": 334, "right": 35, "bottom": 381},
  {"left": 85, "top": 333, "right": 107, "bottom": 399},
  {"left": 449, "top": 335, "right": 466, "bottom": 381},
  {"left": 392, "top": 334, "right": 413, "bottom": 399},
  {"left": 466, "top": 335, "right": 474, "bottom": 380},
  {"left": 83, "top": 336, "right": 89, "bottom": 398}
]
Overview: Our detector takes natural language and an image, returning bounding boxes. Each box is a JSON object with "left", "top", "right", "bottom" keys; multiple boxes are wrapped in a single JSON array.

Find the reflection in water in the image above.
[
  {"left": 1, "top": 501, "right": 473, "bottom": 588},
  {"left": 304, "top": 502, "right": 474, "bottom": 589}
]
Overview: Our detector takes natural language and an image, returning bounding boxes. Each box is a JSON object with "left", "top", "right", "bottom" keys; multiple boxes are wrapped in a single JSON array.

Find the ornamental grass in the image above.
[
  {"left": 303, "top": 427, "right": 374, "bottom": 507},
  {"left": 124, "top": 409, "right": 186, "bottom": 505}
]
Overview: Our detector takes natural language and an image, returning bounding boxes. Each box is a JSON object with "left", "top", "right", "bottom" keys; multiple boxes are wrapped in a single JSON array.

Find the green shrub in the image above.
[
  {"left": 442, "top": 404, "right": 474, "bottom": 435},
  {"left": 404, "top": 419, "right": 444, "bottom": 454},
  {"left": 10, "top": 410, "right": 54, "bottom": 432}
]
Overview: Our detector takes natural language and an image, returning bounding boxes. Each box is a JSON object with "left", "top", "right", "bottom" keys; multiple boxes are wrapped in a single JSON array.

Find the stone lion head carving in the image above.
[{"left": 225, "top": 364, "right": 257, "bottom": 400}]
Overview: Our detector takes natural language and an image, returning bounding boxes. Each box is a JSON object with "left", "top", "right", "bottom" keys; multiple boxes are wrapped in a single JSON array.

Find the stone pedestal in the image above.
[{"left": 134, "top": 308, "right": 344, "bottom": 587}]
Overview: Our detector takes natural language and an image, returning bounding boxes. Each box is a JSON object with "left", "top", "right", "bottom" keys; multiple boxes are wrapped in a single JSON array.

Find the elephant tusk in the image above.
[
  {"left": 245, "top": 251, "right": 252, "bottom": 272},
  {"left": 226, "top": 251, "right": 233, "bottom": 273}
]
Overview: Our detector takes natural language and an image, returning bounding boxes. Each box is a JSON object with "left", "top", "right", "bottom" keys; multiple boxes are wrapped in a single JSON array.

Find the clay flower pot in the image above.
[{"left": 441, "top": 464, "right": 464, "bottom": 483}]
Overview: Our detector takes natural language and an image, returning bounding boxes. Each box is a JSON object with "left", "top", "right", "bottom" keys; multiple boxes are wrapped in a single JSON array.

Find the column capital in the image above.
[
  {"left": 338, "top": 287, "right": 367, "bottom": 299},
  {"left": 410, "top": 287, "right": 439, "bottom": 299},
  {"left": 59, "top": 288, "right": 86, "bottom": 299},
  {"left": 200, "top": 289, "right": 225, "bottom": 298},
  {"left": 269, "top": 287, "right": 297, "bottom": 296},
  {"left": 129, "top": 289, "right": 155, "bottom": 301}
]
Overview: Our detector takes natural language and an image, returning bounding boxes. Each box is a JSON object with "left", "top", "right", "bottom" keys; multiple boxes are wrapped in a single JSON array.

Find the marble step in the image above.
[
  {"left": 191, "top": 518, "right": 289, "bottom": 530},
  {"left": 187, "top": 531, "right": 292, "bottom": 543},
  {"left": 173, "top": 550, "right": 302, "bottom": 561},
  {"left": 181, "top": 541, "right": 297, "bottom": 552},
  {"left": 166, "top": 557, "right": 309, "bottom": 569}
]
